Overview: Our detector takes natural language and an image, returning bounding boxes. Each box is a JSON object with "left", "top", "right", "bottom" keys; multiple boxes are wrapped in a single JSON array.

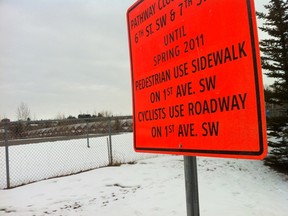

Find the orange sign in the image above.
[{"left": 127, "top": 0, "right": 267, "bottom": 159}]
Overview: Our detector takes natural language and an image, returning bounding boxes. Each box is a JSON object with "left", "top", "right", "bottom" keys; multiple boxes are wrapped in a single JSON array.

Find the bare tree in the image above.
[
  {"left": 16, "top": 102, "right": 31, "bottom": 121},
  {"left": 55, "top": 112, "right": 66, "bottom": 120},
  {"left": 99, "top": 110, "right": 113, "bottom": 117}
]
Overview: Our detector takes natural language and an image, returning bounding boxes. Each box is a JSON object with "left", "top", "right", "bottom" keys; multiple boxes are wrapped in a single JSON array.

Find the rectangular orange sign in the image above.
[{"left": 127, "top": 0, "right": 267, "bottom": 159}]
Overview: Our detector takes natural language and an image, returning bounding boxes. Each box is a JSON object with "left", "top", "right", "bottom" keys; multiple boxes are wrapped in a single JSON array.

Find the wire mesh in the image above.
[
  {"left": 0, "top": 116, "right": 155, "bottom": 189},
  {"left": 0, "top": 145, "right": 6, "bottom": 189},
  {"left": 0, "top": 122, "right": 8, "bottom": 189},
  {"left": 111, "top": 133, "right": 154, "bottom": 164}
]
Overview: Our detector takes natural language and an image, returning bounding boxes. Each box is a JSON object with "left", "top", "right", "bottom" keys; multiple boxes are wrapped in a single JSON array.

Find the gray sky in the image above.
[{"left": 0, "top": 0, "right": 270, "bottom": 120}]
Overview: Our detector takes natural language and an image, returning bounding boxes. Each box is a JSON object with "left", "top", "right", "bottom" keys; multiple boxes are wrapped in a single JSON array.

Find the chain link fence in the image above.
[{"left": 0, "top": 116, "right": 154, "bottom": 189}]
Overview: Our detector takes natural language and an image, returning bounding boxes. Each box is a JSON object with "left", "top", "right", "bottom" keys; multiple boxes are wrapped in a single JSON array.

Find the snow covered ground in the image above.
[
  {"left": 0, "top": 133, "right": 152, "bottom": 189},
  {"left": 0, "top": 155, "right": 287, "bottom": 216}
]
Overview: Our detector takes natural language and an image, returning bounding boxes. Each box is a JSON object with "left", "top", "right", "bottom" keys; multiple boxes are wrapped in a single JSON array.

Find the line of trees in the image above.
[{"left": 1, "top": 102, "right": 114, "bottom": 122}]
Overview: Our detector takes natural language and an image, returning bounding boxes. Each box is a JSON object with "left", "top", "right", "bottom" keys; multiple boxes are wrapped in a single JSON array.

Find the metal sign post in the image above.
[{"left": 184, "top": 156, "right": 200, "bottom": 216}]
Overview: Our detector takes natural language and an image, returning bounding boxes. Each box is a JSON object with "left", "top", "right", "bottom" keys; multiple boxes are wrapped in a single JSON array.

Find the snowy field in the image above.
[
  {"left": 0, "top": 133, "right": 153, "bottom": 189},
  {"left": 0, "top": 155, "right": 287, "bottom": 216}
]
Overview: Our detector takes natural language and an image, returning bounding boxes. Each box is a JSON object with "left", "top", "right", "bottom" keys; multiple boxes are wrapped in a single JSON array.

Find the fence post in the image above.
[
  {"left": 108, "top": 118, "right": 113, "bottom": 165},
  {"left": 4, "top": 123, "right": 10, "bottom": 189},
  {"left": 107, "top": 137, "right": 111, "bottom": 164},
  {"left": 86, "top": 121, "right": 90, "bottom": 148}
]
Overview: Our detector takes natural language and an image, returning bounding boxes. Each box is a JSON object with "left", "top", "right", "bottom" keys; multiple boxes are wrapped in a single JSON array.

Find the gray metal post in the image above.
[
  {"left": 86, "top": 121, "right": 90, "bottom": 148},
  {"left": 184, "top": 156, "right": 200, "bottom": 216},
  {"left": 107, "top": 137, "right": 111, "bottom": 164},
  {"left": 4, "top": 124, "right": 10, "bottom": 189},
  {"left": 108, "top": 118, "right": 113, "bottom": 165}
]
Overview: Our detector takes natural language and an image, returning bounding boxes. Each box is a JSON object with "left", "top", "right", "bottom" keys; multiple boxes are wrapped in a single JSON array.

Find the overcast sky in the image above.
[{"left": 0, "top": 0, "right": 270, "bottom": 120}]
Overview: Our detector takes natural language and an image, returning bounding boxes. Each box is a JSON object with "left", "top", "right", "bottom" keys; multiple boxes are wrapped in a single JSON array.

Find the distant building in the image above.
[
  {"left": 1, "top": 118, "right": 10, "bottom": 123},
  {"left": 78, "top": 114, "right": 91, "bottom": 119}
]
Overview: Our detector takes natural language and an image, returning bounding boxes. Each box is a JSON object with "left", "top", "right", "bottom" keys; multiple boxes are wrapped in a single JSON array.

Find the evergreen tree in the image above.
[
  {"left": 266, "top": 116, "right": 288, "bottom": 170},
  {"left": 257, "top": 0, "right": 288, "bottom": 171}
]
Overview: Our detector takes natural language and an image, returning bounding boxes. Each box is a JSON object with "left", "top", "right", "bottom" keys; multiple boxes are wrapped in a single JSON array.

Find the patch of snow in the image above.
[{"left": 0, "top": 156, "right": 287, "bottom": 216}]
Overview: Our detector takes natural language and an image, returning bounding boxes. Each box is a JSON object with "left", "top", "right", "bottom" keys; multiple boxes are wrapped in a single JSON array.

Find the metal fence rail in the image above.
[{"left": 0, "top": 116, "right": 153, "bottom": 189}]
